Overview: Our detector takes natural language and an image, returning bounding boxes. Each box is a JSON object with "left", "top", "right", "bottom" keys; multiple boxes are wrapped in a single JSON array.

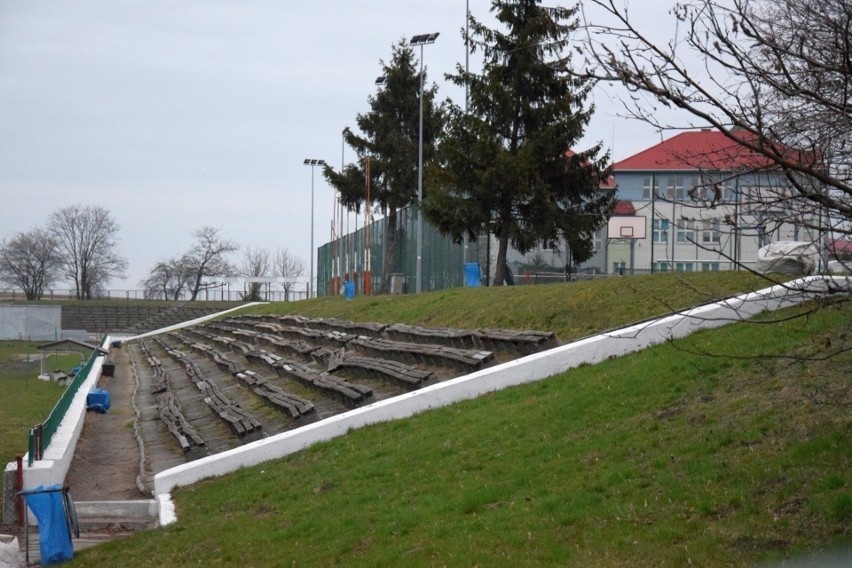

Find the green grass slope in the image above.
[
  {"left": 71, "top": 274, "right": 850, "bottom": 567},
  {"left": 241, "top": 271, "right": 775, "bottom": 342}
]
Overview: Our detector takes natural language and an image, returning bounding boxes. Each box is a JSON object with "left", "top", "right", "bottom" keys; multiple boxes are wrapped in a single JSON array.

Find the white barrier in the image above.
[
  {"left": 21, "top": 349, "right": 107, "bottom": 493},
  {"left": 153, "top": 276, "right": 850, "bottom": 520},
  {"left": 122, "top": 302, "right": 268, "bottom": 341}
]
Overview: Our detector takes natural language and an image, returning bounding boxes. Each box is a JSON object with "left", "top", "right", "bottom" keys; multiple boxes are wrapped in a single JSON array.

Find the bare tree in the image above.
[
  {"left": 578, "top": 0, "right": 851, "bottom": 243},
  {"left": 139, "top": 255, "right": 194, "bottom": 300},
  {"left": 0, "top": 228, "right": 61, "bottom": 300},
  {"left": 240, "top": 247, "right": 271, "bottom": 301},
  {"left": 185, "top": 226, "right": 239, "bottom": 301},
  {"left": 47, "top": 205, "right": 128, "bottom": 300},
  {"left": 274, "top": 248, "right": 305, "bottom": 301}
]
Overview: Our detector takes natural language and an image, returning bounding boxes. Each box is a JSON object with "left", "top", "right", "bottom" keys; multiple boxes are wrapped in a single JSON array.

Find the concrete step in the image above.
[{"left": 73, "top": 500, "right": 158, "bottom": 531}]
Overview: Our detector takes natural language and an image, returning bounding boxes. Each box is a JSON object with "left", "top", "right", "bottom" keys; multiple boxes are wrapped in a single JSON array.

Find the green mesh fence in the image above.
[
  {"left": 318, "top": 204, "right": 482, "bottom": 296},
  {"left": 28, "top": 336, "right": 106, "bottom": 466}
]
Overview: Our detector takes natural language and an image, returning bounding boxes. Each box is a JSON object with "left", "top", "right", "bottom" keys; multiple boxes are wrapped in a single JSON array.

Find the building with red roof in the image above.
[{"left": 598, "top": 129, "right": 822, "bottom": 275}]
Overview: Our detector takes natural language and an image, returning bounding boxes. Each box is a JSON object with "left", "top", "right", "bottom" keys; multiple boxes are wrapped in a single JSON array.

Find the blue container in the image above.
[
  {"left": 464, "top": 263, "right": 482, "bottom": 287},
  {"left": 86, "top": 388, "right": 111, "bottom": 413},
  {"left": 343, "top": 280, "right": 356, "bottom": 300}
]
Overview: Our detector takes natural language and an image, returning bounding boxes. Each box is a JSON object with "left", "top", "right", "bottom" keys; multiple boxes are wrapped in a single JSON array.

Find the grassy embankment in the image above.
[
  {"left": 240, "top": 271, "right": 780, "bottom": 341},
  {"left": 10, "top": 272, "right": 852, "bottom": 565}
]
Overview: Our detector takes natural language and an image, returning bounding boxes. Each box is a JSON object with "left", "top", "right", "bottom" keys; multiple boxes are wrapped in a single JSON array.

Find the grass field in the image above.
[
  {"left": 0, "top": 342, "right": 75, "bottom": 467},
  {"left": 64, "top": 273, "right": 850, "bottom": 567}
]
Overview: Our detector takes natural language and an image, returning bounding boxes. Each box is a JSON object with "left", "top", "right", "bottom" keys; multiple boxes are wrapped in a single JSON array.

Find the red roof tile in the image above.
[
  {"left": 613, "top": 200, "right": 636, "bottom": 216},
  {"left": 565, "top": 149, "right": 616, "bottom": 188},
  {"left": 828, "top": 239, "right": 852, "bottom": 254},
  {"left": 614, "top": 130, "right": 776, "bottom": 171}
]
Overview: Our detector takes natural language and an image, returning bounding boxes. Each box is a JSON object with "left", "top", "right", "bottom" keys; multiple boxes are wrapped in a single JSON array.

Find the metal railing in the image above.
[
  {"left": 27, "top": 335, "right": 106, "bottom": 466},
  {"left": 0, "top": 287, "right": 309, "bottom": 302}
]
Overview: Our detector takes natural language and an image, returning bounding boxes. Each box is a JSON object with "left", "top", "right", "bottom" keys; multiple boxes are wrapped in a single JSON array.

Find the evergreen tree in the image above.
[
  {"left": 423, "top": 0, "right": 614, "bottom": 285},
  {"left": 324, "top": 40, "right": 444, "bottom": 293}
]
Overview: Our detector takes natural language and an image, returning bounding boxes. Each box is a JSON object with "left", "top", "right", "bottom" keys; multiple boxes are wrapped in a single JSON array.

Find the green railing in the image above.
[{"left": 27, "top": 335, "right": 107, "bottom": 466}]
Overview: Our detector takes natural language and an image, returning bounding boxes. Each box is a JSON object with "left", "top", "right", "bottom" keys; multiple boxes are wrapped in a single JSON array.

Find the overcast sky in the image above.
[{"left": 0, "top": 1, "right": 679, "bottom": 290}]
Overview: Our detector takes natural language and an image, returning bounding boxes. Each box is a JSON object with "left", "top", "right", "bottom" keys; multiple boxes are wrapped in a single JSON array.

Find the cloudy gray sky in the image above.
[{"left": 0, "top": 1, "right": 677, "bottom": 291}]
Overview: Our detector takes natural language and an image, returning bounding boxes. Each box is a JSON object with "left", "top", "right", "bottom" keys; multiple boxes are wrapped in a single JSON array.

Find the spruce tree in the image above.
[
  {"left": 423, "top": 0, "right": 614, "bottom": 285},
  {"left": 324, "top": 40, "right": 443, "bottom": 294}
]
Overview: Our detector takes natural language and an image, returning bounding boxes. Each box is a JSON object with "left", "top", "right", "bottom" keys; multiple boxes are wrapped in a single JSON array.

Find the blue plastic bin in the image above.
[
  {"left": 86, "top": 388, "right": 111, "bottom": 413},
  {"left": 344, "top": 280, "right": 355, "bottom": 300},
  {"left": 464, "top": 263, "right": 482, "bottom": 287}
]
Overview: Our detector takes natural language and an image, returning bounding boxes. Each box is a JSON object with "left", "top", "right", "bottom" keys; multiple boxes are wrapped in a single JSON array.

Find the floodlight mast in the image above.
[
  {"left": 409, "top": 32, "right": 439, "bottom": 294},
  {"left": 303, "top": 158, "right": 325, "bottom": 299}
]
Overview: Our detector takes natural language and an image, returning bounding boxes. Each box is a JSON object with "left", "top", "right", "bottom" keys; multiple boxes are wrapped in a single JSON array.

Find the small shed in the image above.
[{"left": 35, "top": 339, "right": 107, "bottom": 378}]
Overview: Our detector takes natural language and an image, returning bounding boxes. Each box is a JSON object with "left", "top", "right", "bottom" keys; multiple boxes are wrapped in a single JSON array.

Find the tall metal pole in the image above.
[
  {"left": 462, "top": 1, "right": 470, "bottom": 265},
  {"left": 310, "top": 167, "right": 315, "bottom": 299},
  {"left": 339, "top": 132, "right": 345, "bottom": 285},
  {"left": 411, "top": 33, "right": 439, "bottom": 293},
  {"left": 417, "top": 44, "right": 425, "bottom": 293},
  {"left": 303, "top": 159, "right": 325, "bottom": 298}
]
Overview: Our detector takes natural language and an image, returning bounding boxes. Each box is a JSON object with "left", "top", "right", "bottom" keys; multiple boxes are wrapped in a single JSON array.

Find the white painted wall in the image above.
[{"left": 21, "top": 351, "right": 106, "bottom": 494}]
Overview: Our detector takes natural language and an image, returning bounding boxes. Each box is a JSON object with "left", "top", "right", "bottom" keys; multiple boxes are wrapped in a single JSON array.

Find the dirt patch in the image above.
[{"left": 64, "top": 346, "right": 146, "bottom": 500}]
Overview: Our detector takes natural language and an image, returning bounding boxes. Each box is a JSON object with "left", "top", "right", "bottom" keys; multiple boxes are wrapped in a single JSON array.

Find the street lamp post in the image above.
[
  {"left": 303, "top": 158, "right": 325, "bottom": 299},
  {"left": 410, "top": 32, "right": 439, "bottom": 294}
]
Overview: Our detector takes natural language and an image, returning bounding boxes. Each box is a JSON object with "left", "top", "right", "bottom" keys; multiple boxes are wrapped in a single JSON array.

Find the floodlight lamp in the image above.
[{"left": 410, "top": 32, "right": 439, "bottom": 46}]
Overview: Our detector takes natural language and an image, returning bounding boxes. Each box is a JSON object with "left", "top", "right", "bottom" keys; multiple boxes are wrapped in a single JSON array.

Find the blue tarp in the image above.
[
  {"left": 464, "top": 263, "right": 482, "bottom": 287},
  {"left": 86, "top": 388, "right": 110, "bottom": 412},
  {"left": 343, "top": 280, "right": 355, "bottom": 300},
  {"left": 19, "top": 484, "right": 73, "bottom": 564}
]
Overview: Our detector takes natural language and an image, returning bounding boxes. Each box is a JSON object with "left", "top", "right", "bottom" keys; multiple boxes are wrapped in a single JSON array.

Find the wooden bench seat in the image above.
[
  {"left": 197, "top": 379, "right": 262, "bottom": 436},
  {"left": 235, "top": 370, "right": 314, "bottom": 419},
  {"left": 348, "top": 336, "right": 494, "bottom": 371},
  {"left": 254, "top": 333, "right": 319, "bottom": 359},
  {"left": 154, "top": 336, "right": 263, "bottom": 438},
  {"left": 384, "top": 323, "right": 479, "bottom": 349},
  {"left": 273, "top": 360, "right": 373, "bottom": 407},
  {"left": 476, "top": 328, "right": 558, "bottom": 356},
  {"left": 306, "top": 317, "right": 387, "bottom": 338},
  {"left": 157, "top": 392, "right": 206, "bottom": 455},
  {"left": 328, "top": 350, "right": 434, "bottom": 388}
]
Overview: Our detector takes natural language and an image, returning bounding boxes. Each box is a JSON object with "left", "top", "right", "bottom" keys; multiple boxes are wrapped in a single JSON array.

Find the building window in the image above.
[
  {"left": 666, "top": 176, "right": 701, "bottom": 201},
  {"left": 695, "top": 181, "right": 732, "bottom": 203},
  {"left": 642, "top": 176, "right": 654, "bottom": 199},
  {"left": 743, "top": 184, "right": 790, "bottom": 213},
  {"left": 592, "top": 227, "right": 603, "bottom": 252},
  {"left": 702, "top": 262, "right": 720, "bottom": 271},
  {"left": 653, "top": 219, "right": 669, "bottom": 243},
  {"left": 613, "top": 261, "right": 626, "bottom": 274},
  {"left": 675, "top": 262, "right": 694, "bottom": 272},
  {"left": 701, "top": 220, "right": 721, "bottom": 244},
  {"left": 654, "top": 262, "right": 671, "bottom": 272},
  {"left": 676, "top": 220, "right": 695, "bottom": 243}
]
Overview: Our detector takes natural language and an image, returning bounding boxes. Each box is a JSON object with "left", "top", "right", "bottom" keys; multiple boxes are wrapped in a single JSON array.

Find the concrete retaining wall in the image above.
[
  {"left": 0, "top": 305, "right": 61, "bottom": 341},
  {"left": 153, "top": 276, "right": 849, "bottom": 521}
]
